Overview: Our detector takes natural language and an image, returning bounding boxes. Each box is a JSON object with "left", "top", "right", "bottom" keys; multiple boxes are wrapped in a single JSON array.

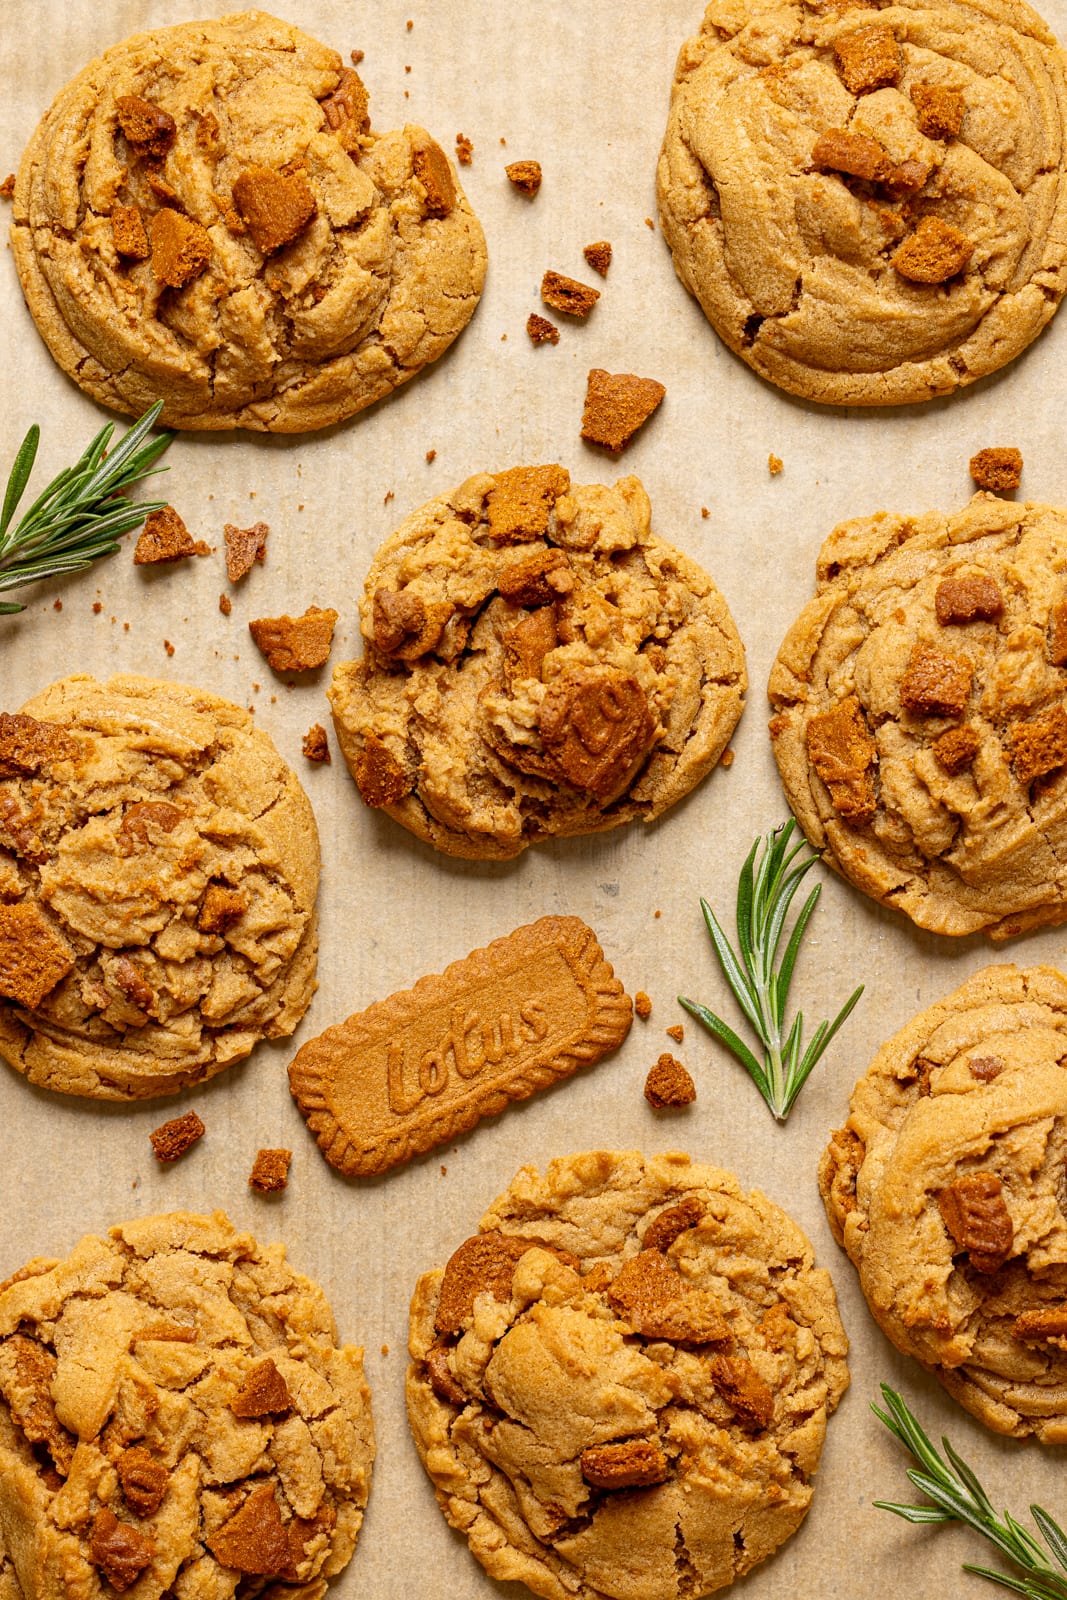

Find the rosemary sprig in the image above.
[
  {"left": 678, "top": 819, "right": 862, "bottom": 1120},
  {"left": 873, "top": 1384, "right": 1067, "bottom": 1599},
  {"left": 0, "top": 403, "right": 173, "bottom": 613}
]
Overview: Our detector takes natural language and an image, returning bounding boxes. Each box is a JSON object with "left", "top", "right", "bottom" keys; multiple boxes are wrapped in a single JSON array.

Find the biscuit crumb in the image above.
[
  {"left": 644, "top": 217, "right": 655, "bottom": 230},
  {"left": 163, "top": 640, "right": 175, "bottom": 658},
  {"left": 88, "top": 1508, "right": 154, "bottom": 1591},
  {"left": 970, "top": 447, "right": 1023, "bottom": 493},
  {"left": 150, "top": 208, "right": 212, "bottom": 288},
  {"left": 811, "top": 127, "right": 893, "bottom": 182},
  {"left": 198, "top": 884, "right": 249, "bottom": 934},
  {"left": 219, "top": 593, "right": 232, "bottom": 616},
  {"left": 407, "top": 17, "right": 413, "bottom": 28},
  {"left": 412, "top": 134, "right": 456, "bottom": 217},
  {"left": 581, "top": 1440, "right": 669, "bottom": 1490},
  {"left": 231, "top": 1358, "right": 291, "bottom": 1416},
  {"left": 249, "top": 607, "right": 339, "bottom": 672},
  {"left": 350, "top": 49, "right": 364, "bottom": 64},
  {"left": 149, "top": 1111, "right": 205, "bottom": 1163},
  {"left": 899, "top": 641, "right": 972, "bottom": 716},
  {"left": 381, "top": 1342, "right": 390, "bottom": 1355},
  {"left": 645, "top": 1053, "right": 697, "bottom": 1108},
  {"left": 93, "top": 601, "right": 103, "bottom": 614},
  {"left": 52, "top": 599, "right": 62, "bottom": 612},
  {"left": 933, "top": 724, "right": 980, "bottom": 774},
  {"left": 111, "top": 204, "right": 150, "bottom": 260},
  {"left": 701, "top": 506, "right": 709, "bottom": 518},
  {"left": 806, "top": 695, "right": 878, "bottom": 822},
  {"left": 1008, "top": 703, "right": 1067, "bottom": 787},
  {"left": 115, "top": 95, "right": 177, "bottom": 160},
  {"left": 0, "top": 175, "right": 15, "bottom": 201},
  {"left": 583, "top": 240, "right": 612, "bottom": 275},
  {"left": 935, "top": 575, "right": 1003, "bottom": 624},
  {"left": 425, "top": 448, "right": 437, "bottom": 462},
  {"left": 206, "top": 1483, "right": 290, "bottom": 1573},
  {"left": 892, "top": 215, "right": 973, "bottom": 283},
  {"left": 134, "top": 506, "right": 210, "bottom": 565},
  {"left": 666, "top": 1024, "right": 684, "bottom": 1043},
  {"left": 526, "top": 312, "right": 560, "bottom": 345},
  {"left": 455, "top": 133, "right": 474, "bottom": 166},
  {"left": 302, "top": 724, "right": 331, "bottom": 763},
  {"left": 720, "top": 748, "right": 735, "bottom": 768},
  {"left": 355, "top": 734, "right": 413, "bottom": 806},
  {"left": 0, "top": 903, "right": 75, "bottom": 1008},
  {"left": 768, "top": 454, "right": 784, "bottom": 475},
  {"left": 224, "top": 521, "right": 269, "bottom": 582},
  {"left": 634, "top": 991, "right": 652, "bottom": 1019},
  {"left": 834, "top": 24, "right": 901, "bottom": 94},
  {"left": 232, "top": 166, "right": 316, "bottom": 255},
  {"left": 911, "top": 82, "right": 964, "bottom": 139},
  {"left": 506, "top": 159, "right": 541, "bottom": 194},
  {"left": 581, "top": 369, "right": 666, "bottom": 453},
  {"left": 654, "top": 909, "right": 661, "bottom": 918},
  {"left": 541, "top": 270, "right": 600, "bottom": 317},
  {"left": 249, "top": 1148, "right": 292, "bottom": 1193}
]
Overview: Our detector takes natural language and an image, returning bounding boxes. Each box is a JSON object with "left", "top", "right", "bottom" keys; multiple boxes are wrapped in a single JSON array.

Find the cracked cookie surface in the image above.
[
  {"left": 407, "top": 1150, "right": 848, "bottom": 1600},
  {"left": 820, "top": 964, "right": 1067, "bottom": 1440},
  {"left": 329, "top": 469, "right": 746, "bottom": 860},
  {"left": 770, "top": 495, "right": 1067, "bottom": 937},
  {"left": 656, "top": 0, "right": 1067, "bottom": 405},
  {"left": 0, "top": 674, "right": 319, "bottom": 1099},
  {"left": 0, "top": 1210, "right": 373, "bottom": 1598},
  {"left": 12, "top": 10, "right": 486, "bottom": 432}
]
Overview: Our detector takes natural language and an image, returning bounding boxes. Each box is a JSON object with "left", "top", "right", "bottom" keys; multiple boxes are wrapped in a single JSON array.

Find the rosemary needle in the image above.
[
  {"left": 679, "top": 819, "right": 862, "bottom": 1120},
  {"left": 0, "top": 403, "right": 173, "bottom": 614}
]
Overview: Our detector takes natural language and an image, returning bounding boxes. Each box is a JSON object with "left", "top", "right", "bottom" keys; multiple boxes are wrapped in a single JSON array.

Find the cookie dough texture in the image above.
[
  {"left": 0, "top": 674, "right": 319, "bottom": 1099},
  {"left": 0, "top": 1210, "right": 373, "bottom": 1597},
  {"left": 656, "top": 0, "right": 1067, "bottom": 405},
  {"left": 821, "top": 964, "right": 1067, "bottom": 1440},
  {"left": 329, "top": 469, "right": 746, "bottom": 859},
  {"left": 407, "top": 1150, "right": 849, "bottom": 1600},
  {"left": 770, "top": 495, "right": 1067, "bottom": 937},
  {"left": 12, "top": 11, "right": 486, "bottom": 431}
]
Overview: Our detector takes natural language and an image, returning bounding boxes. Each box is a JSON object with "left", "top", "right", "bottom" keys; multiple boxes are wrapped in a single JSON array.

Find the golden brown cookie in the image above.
[
  {"left": 770, "top": 495, "right": 1067, "bottom": 937},
  {"left": 656, "top": 0, "right": 1067, "bottom": 405},
  {"left": 0, "top": 1210, "right": 373, "bottom": 1595},
  {"left": 0, "top": 674, "right": 319, "bottom": 1099},
  {"left": 12, "top": 11, "right": 486, "bottom": 431},
  {"left": 821, "top": 964, "right": 1067, "bottom": 1441},
  {"left": 329, "top": 468, "right": 746, "bottom": 859},
  {"left": 407, "top": 1151, "right": 848, "bottom": 1599}
]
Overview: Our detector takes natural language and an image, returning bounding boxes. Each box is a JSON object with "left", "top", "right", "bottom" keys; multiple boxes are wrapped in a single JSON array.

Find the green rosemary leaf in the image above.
[
  {"left": 0, "top": 425, "right": 39, "bottom": 540},
  {"left": 1032, "top": 1509, "right": 1067, "bottom": 1576},
  {"left": 676, "top": 997, "right": 769, "bottom": 1097}
]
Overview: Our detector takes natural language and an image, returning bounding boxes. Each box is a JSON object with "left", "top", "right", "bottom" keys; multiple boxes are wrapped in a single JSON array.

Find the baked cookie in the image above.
[
  {"left": 0, "top": 1210, "right": 373, "bottom": 1596},
  {"left": 329, "top": 469, "right": 746, "bottom": 859},
  {"left": 657, "top": 0, "right": 1067, "bottom": 405},
  {"left": 0, "top": 674, "right": 319, "bottom": 1099},
  {"left": 12, "top": 11, "right": 486, "bottom": 431},
  {"left": 407, "top": 1150, "right": 849, "bottom": 1599},
  {"left": 769, "top": 495, "right": 1067, "bottom": 938},
  {"left": 821, "top": 964, "right": 1067, "bottom": 1441}
]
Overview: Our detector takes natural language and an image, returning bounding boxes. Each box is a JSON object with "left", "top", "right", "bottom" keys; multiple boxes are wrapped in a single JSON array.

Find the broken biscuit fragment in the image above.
[
  {"left": 1048, "top": 600, "right": 1067, "bottom": 667},
  {"left": 117, "top": 1447, "right": 168, "bottom": 1518},
  {"left": 0, "top": 904, "right": 75, "bottom": 1008},
  {"left": 150, "top": 208, "right": 212, "bottom": 288},
  {"left": 709, "top": 1355, "right": 775, "bottom": 1430},
  {"left": 937, "top": 1171, "right": 1013, "bottom": 1273},
  {"left": 486, "top": 464, "right": 570, "bottom": 544},
  {"left": 899, "top": 642, "right": 972, "bottom": 716},
  {"left": 111, "top": 204, "right": 150, "bottom": 260},
  {"left": 352, "top": 733, "right": 412, "bottom": 807},
  {"left": 302, "top": 724, "right": 330, "bottom": 763},
  {"left": 580, "top": 1439, "right": 669, "bottom": 1490},
  {"left": 115, "top": 94, "right": 176, "bottom": 160},
  {"left": 539, "top": 666, "right": 657, "bottom": 799},
  {"left": 911, "top": 83, "right": 965, "bottom": 140},
  {"left": 133, "top": 505, "right": 210, "bottom": 565},
  {"left": 1008, "top": 703, "right": 1067, "bottom": 787},
  {"left": 88, "top": 1507, "right": 154, "bottom": 1592},
  {"left": 933, "top": 723, "right": 980, "bottom": 775},
  {"left": 506, "top": 159, "right": 542, "bottom": 194},
  {"left": 644, "top": 1053, "right": 696, "bottom": 1108},
  {"left": 607, "top": 1250, "right": 730, "bottom": 1342},
  {"left": 811, "top": 127, "right": 893, "bottom": 183},
  {"left": 232, "top": 166, "right": 316, "bottom": 255},
  {"left": 224, "top": 521, "right": 269, "bottom": 582},
  {"left": 893, "top": 215, "right": 973, "bottom": 283},
  {"left": 412, "top": 135, "right": 456, "bottom": 217},
  {"left": 804, "top": 695, "right": 878, "bottom": 823},
  {"left": 1011, "top": 1307, "right": 1067, "bottom": 1345},
  {"left": 149, "top": 1111, "right": 205, "bottom": 1163},
  {"left": 583, "top": 240, "right": 612, "bottom": 276},
  {"left": 206, "top": 1483, "right": 291, "bottom": 1576},
  {"left": 435, "top": 1232, "right": 541, "bottom": 1337},
  {"left": 643, "top": 1197, "right": 705, "bottom": 1253},
  {"left": 526, "top": 312, "right": 559, "bottom": 345},
  {"left": 833, "top": 23, "right": 901, "bottom": 94},
  {"left": 231, "top": 1357, "right": 292, "bottom": 1416},
  {"left": 580, "top": 369, "right": 666, "bottom": 453},
  {"left": 0, "top": 713, "right": 77, "bottom": 777},
  {"left": 249, "top": 1148, "right": 292, "bottom": 1193},
  {"left": 970, "top": 448, "right": 1023, "bottom": 493},
  {"left": 541, "top": 270, "right": 600, "bottom": 317},
  {"left": 321, "top": 67, "right": 370, "bottom": 152},
  {"left": 935, "top": 575, "right": 1003, "bottom": 625},
  {"left": 197, "top": 884, "right": 248, "bottom": 935},
  {"left": 249, "top": 606, "right": 339, "bottom": 672}
]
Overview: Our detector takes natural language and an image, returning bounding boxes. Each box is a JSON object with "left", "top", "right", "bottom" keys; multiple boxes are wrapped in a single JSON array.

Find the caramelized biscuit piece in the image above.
[
  {"left": 197, "top": 884, "right": 248, "bottom": 935},
  {"left": 1008, "top": 704, "right": 1067, "bottom": 786},
  {"left": 607, "top": 1251, "right": 731, "bottom": 1342},
  {"left": 115, "top": 95, "right": 176, "bottom": 160},
  {"left": 811, "top": 127, "right": 893, "bottom": 182},
  {"left": 150, "top": 208, "right": 212, "bottom": 288},
  {"left": 111, "top": 204, "right": 150, "bottom": 260},
  {"left": 805, "top": 695, "right": 878, "bottom": 822},
  {"left": 231, "top": 1357, "right": 292, "bottom": 1417},
  {"left": 486, "top": 465, "right": 570, "bottom": 544},
  {"left": 224, "top": 521, "right": 269, "bottom": 582},
  {"left": 249, "top": 1148, "right": 292, "bottom": 1193},
  {"left": 249, "top": 607, "right": 339, "bottom": 672},
  {"left": 580, "top": 369, "right": 666, "bottom": 453},
  {"left": 117, "top": 1446, "right": 168, "bottom": 1518},
  {"left": 970, "top": 448, "right": 1023, "bottom": 492},
  {"left": 583, "top": 241, "right": 612, "bottom": 276},
  {"left": 353, "top": 733, "right": 412, "bottom": 807},
  {"left": 425, "top": 1342, "right": 467, "bottom": 1405},
  {"left": 88, "top": 1508, "right": 154, "bottom": 1592},
  {"left": 302, "top": 724, "right": 330, "bottom": 763},
  {"left": 506, "top": 160, "right": 542, "bottom": 194},
  {"left": 911, "top": 83, "right": 965, "bottom": 139},
  {"left": 634, "top": 991, "right": 652, "bottom": 1019},
  {"left": 539, "top": 667, "right": 657, "bottom": 799},
  {"left": 526, "top": 313, "right": 560, "bottom": 345},
  {"left": 935, "top": 575, "right": 1003, "bottom": 625},
  {"left": 885, "top": 157, "right": 933, "bottom": 192},
  {"left": 710, "top": 1355, "right": 775, "bottom": 1430},
  {"left": 0, "top": 904, "right": 75, "bottom": 1008},
  {"left": 455, "top": 133, "right": 474, "bottom": 166},
  {"left": 643, "top": 1197, "right": 705, "bottom": 1253},
  {"left": 666, "top": 1024, "right": 684, "bottom": 1043},
  {"left": 133, "top": 505, "right": 210, "bottom": 564},
  {"left": 207, "top": 1483, "right": 291, "bottom": 1576},
  {"left": 933, "top": 724, "right": 981, "bottom": 775},
  {"left": 0, "top": 713, "right": 77, "bottom": 776},
  {"left": 149, "top": 1111, "right": 205, "bottom": 1163},
  {"left": 436, "top": 1233, "right": 549, "bottom": 1336},
  {"left": 504, "top": 609, "right": 558, "bottom": 683},
  {"left": 372, "top": 587, "right": 448, "bottom": 658},
  {"left": 893, "top": 215, "right": 973, "bottom": 283},
  {"left": 834, "top": 24, "right": 901, "bottom": 94},
  {"left": 0, "top": 1334, "right": 74, "bottom": 1474},
  {"left": 498, "top": 549, "right": 570, "bottom": 608},
  {"left": 1011, "top": 1307, "right": 1067, "bottom": 1345},
  {"left": 412, "top": 135, "right": 456, "bottom": 217},
  {"left": 1048, "top": 600, "right": 1067, "bottom": 667},
  {"left": 321, "top": 67, "right": 370, "bottom": 152},
  {"left": 580, "top": 1439, "right": 669, "bottom": 1490},
  {"left": 899, "top": 642, "right": 972, "bottom": 716},
  {"left": 232, "top": 166, "right": 316, "bottom": 255},
  {"left": 644, "top": 1053, "right": 696, "bottom": 1108},
  {"left": 118, "top": 801, "right": 184, "bottom": 853},
  {"left": 969, "top": 1055, "right": 1004, "bottom": 1081},
  {"left": 541, "top": 270, "right": 600, "bottom": 317},
  {"left": 938, "top": 1171, "right": 1013, "bottom": 1273}
]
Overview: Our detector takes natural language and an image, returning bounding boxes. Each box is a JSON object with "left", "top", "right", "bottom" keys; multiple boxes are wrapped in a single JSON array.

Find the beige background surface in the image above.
[{"left": 3, "top": 1, "right": 1067, "bottom": 1595}]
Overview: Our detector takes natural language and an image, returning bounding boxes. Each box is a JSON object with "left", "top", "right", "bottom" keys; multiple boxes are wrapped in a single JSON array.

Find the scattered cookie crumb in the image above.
[
  {"left": 249, "top": 607, "right": 339, "bottom": 673},
  {"left": 219, "top": 593, "right": 232, "bottom": 616},
  {"left": 644, "top": 217, "right": 655, "bottom": 230},
  {"left": 455, "top": 133, "right": 473, "bottom": 165},
  {"left": 425, "top": 448, "right": 437, "bottom": 462},
  {"left": 666, "top": 1024, "right": 684, "bottom": 1043},
  {"left": 720, "top": 748, "right": 735, "bottom": 768},
  {"left": 92, "top": 601, "right": 103, "bottom": 614},
  {"left": 541, "top": 270, "right": 600, "bottom": 318},
  {"left": 133, "top": 506, "right": 210, "bottom": 565},
  {"left": 506, "top": 159, "right": 542, "bottom": 195},
  {"left": 654, "top": 910, "right": 662, "bottom": 918},
  {"left": 634, "top": 991, "right": 652, "bottom": 1019},
  {"left": 440, "top": 1165, "right": 447, "bottom": 1176},
  {"left": 768, "top": 454, "right": 784, "bottom": 475},
  {"left": 406, "top": 17, "right": 413, "bottom": 28},
  {"left": 381, "top": 1343, "right": 389, "bottom": 1356},
  {"left": 249, "top": 1148, "right": 291, "bottom": 1193},
  {"left": 701, "top": 507, "right": 709, "bottom": 519},
  {"left": 583, "top": 240, "right": 612, "bottom": 276},
  {"left": 302, "top": 724, "right": 331, "bottom": 763},
  {"left": 164, "top": 640, "right": 175, "bottom": 657},
  {"left": 150, "top": 1111, "right": 205, "bottom": 1163},
  {"left": 0, "top": 175, "right": 14, "bottom": 201},
  {"left": 526, "top": 312, "right": 560, "bottom": 345},
  {"left": 970, "top": 447, "right": 1023, "bottom": 492},
  {"left": 581, "top": 368, "right": 666, "bottom": 453},
  {"left": 644, "top": 1054, "right": 696, "bottom": 1108},
  {"left": 52, "top": 599, "right": 62, "bottom": 612},
  {"left": 224, "top": 520, "right": 269, "bottom": 582},
  {"left": 350, "top": 49, "right": 364, "bottom": 65}
]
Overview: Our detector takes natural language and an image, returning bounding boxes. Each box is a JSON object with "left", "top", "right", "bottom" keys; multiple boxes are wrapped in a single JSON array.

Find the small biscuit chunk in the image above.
[
  {"left": 0, "top": 904, "right": 75, "bottom": 1008},
  {"left": 88, "top": 1508, "right": 154, "bottom": 1591},
  {"left": 219, "top": 593, "right": 232, "bottom": 616},
  {"left": 709, "top": 1355, "right": 775, "bottom": 1430},
  {"left": 231, "top": 1358, "right": 292, "bottom": 1416},
  {"left": 232, "top": 166, "right": 316, "bottom": 255},
  {"left": 1012, "top": 1308, "right": 1067, "bottom": 1344},
  {"left": 937, "top": 1171, "right": 1014, "bottom": 1273},
  {"left": 539, "top": 667, "right": 657, "bottom": 798},
  {"left": 506, "top": 159, "right": 541, "bottom": 194},
  {"left": 0, "top": 175, "right": 15, "bottom": 201},
  {"left": 526, "top": 313, "right": 559, "bottom": 345},
  {"left": 116, "top": 1447, "right": 168, "bottom": 1518},
  {"left": 969, "top": 1055, "right": 1004, "bottom": 1081},
  {"left": 580, "top": 1440, "right": 669, "bottom": 1490},
  {"left": 1008, "top": 703, "right": 1067, "bottom": 786},
  {"left": 224, "top": 521, "right": 269, "bottom": 582},
  {"left": 933, "top": 724, "right": 981, "bottom": 774},
  {"left": 455, "top": 133, "right": 473, "bottom": 165},
  {"left": 249, "top": 1149, "right": 292, "bottom": 1193},
  {"left": 115, "top": 95, "right": 176, "bottom": 159},
  {"left": 834, "top": 24, "right": 901, "bottom": 94},
  {"left": 321, "top": 67, "right": 370, "bottom": 152},
  {"left": 607, "top": 1250, "right": 730, "bottom": 1342},
  {"left": 111, "top": 205, "right": 150, "bottom": 260},
  {"left": 583, "top": 240, "right": 612, "bottom": 276},
  {"left": 634, "top": 991, "right": 652, "bottom": 1019},
  {"left": 133, "top": 506, "right": 210, "bottom": 565},
  {"left": 768, "top": 454, "right": 783, "bottom": 475},
  {"left": 645, "top": 1053, "right": 696, "bottom": 1107},
  {"left": 149, "top": 1111, "right": 205, "bottom": 1163},
  {"left": 643, "top": 1196, "right": 705, "bottom": 1252},
  {"left": 486, "top": 464, "right": 570, "bottom": 544},
  {"left": 580, "top": 368, "right": 666, "bottom": 453},
  {"left": 197, "top": 884, "right": 248, "bottom": 934},
  {"left": 811, "top": 128, "right": 893, "bottom": 182},
  {"left": 666, "top": 1024, "right": 684, "bottom": 1043},
  {"left": 149, "top": 208, "right": 212, "bottom": 288},
  {"left": 805, "top": 696, "right": 878, "bottom": 823},
  {"left": 353, "top": 734, "right": 412, "bottom": 807},
  {"left": 249, "top": 607, "right": 339, "bottom": 672},
  {"left": 302, "top": 724, "right": 330, "bottom": 763},
  {"left": 1048, "top": 600, "right": 1067, "bottom": 667},
  {"left": 541, "top": 270, "right": 600, "bottom": 317},
  {"left": 899, "top": 642, "right": 972, "bottom": 716},
  {"left": 911, "top": 83, "right": 965, "bottom": 139},
  {"left": 412, "top": 134, "right": 456, "bottom": 217},
  {"left": 935, "top": 575, "right": 1003, "bottom": 624},
  {"left": 0, "top": 713, "right": 77, "bottom": 777},
  {"left": 206, "top": 1483, "right": 291, "bottom": 1576},
  {"left": 893, "top": 215, "right": 973, "bottom": 283},
  {"left": 970, "top": 448, "right": 1023, "bottom": 492}
]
